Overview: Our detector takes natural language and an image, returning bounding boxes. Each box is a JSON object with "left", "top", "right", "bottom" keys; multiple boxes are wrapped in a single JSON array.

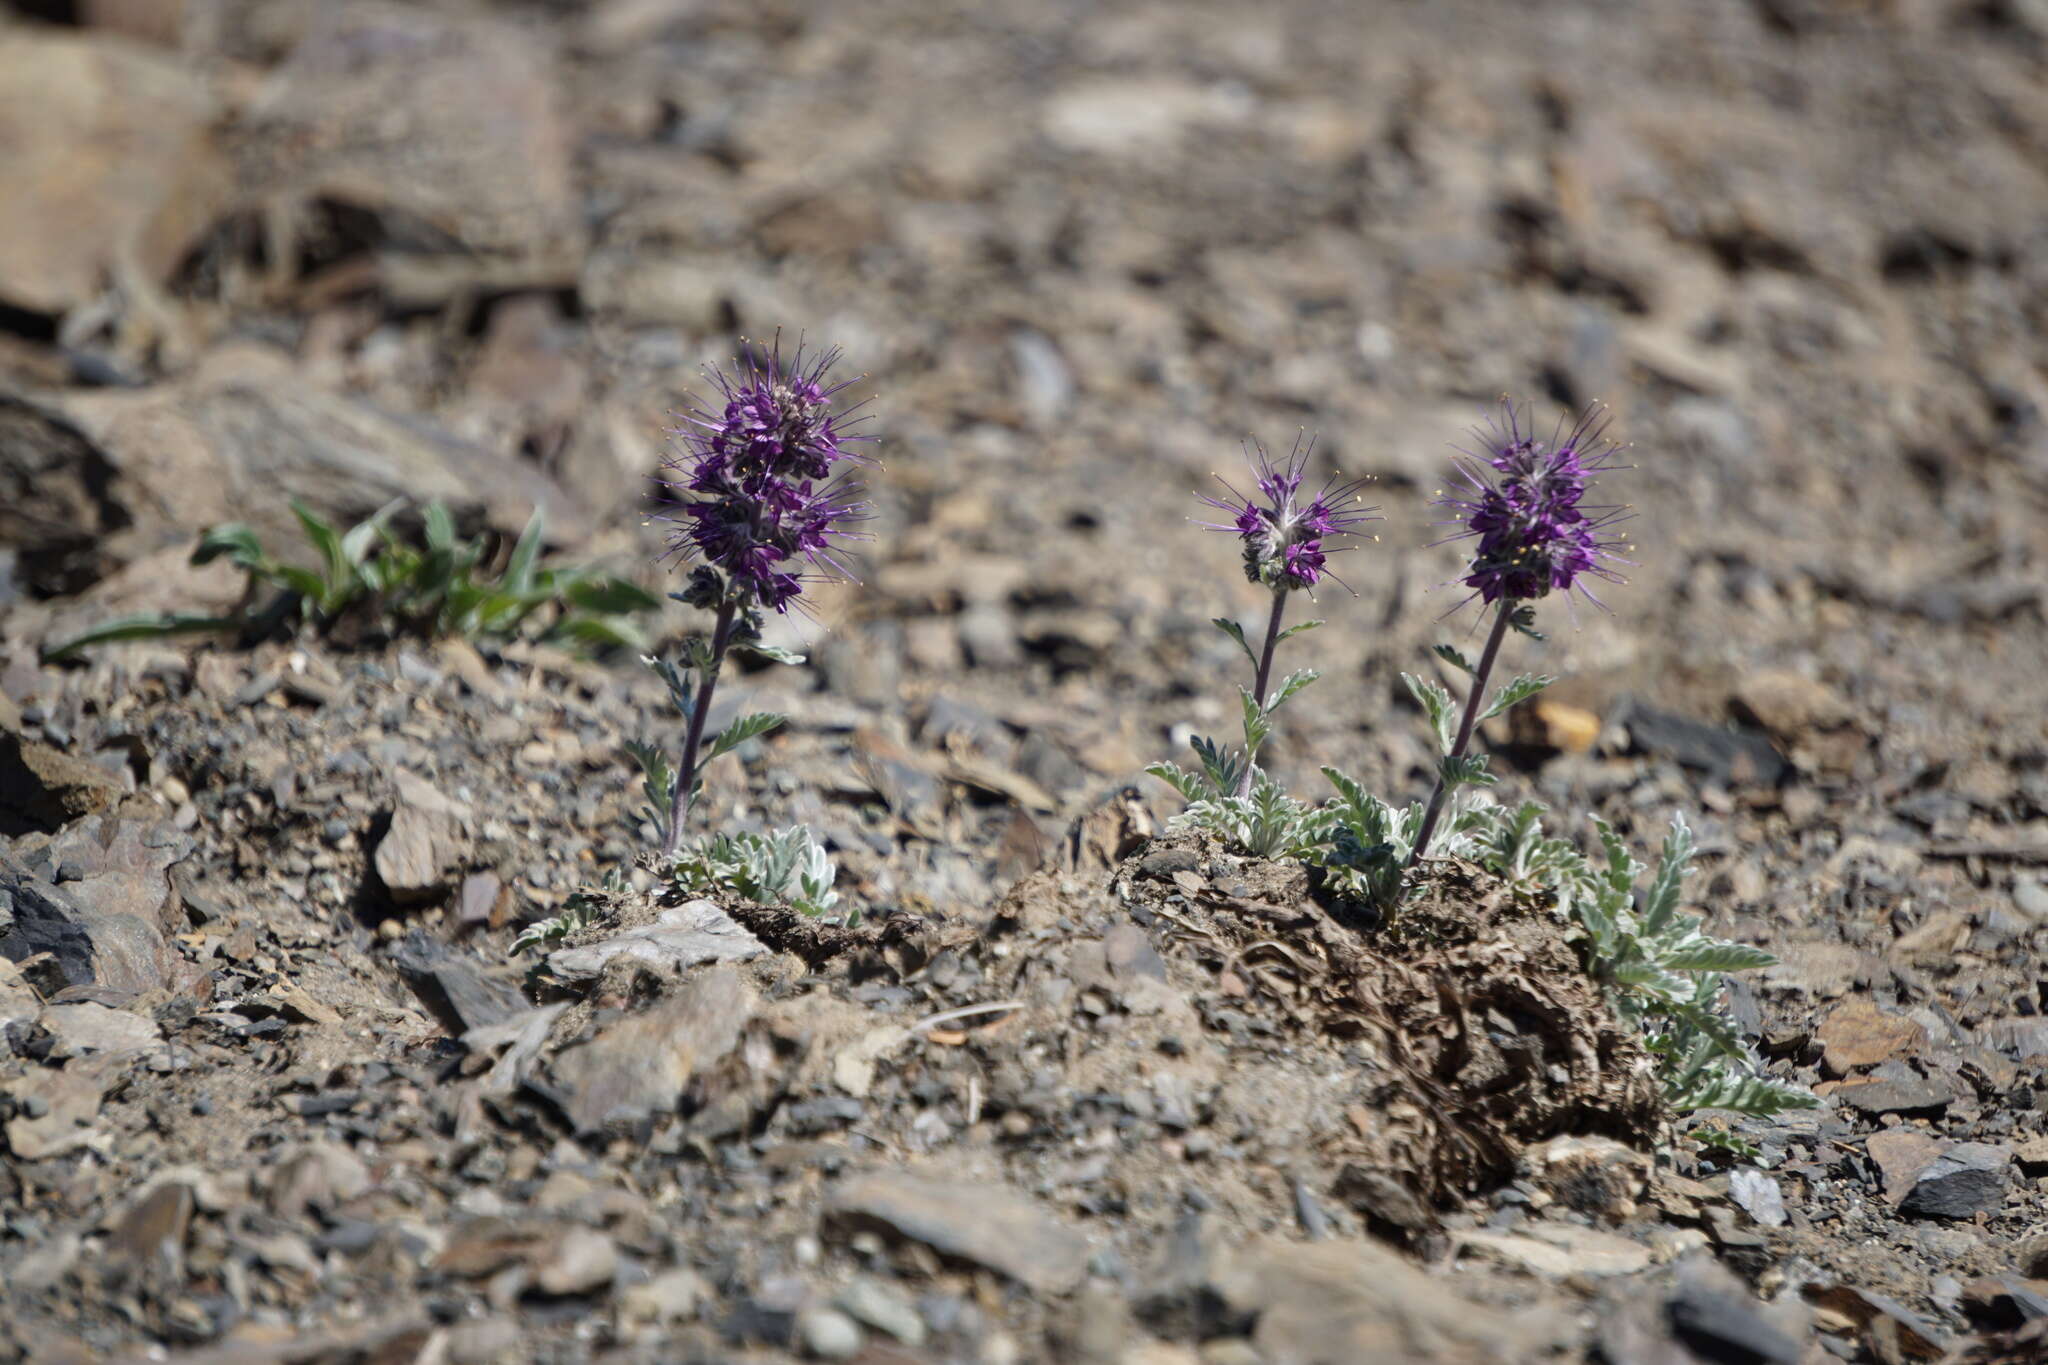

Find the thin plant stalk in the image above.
[
  {"left": 1408, "top": 598, "right": 1513, "bottom": 865},
  {"left": 1235, "top": 588, "right": 1288, "bottom": 797},
  {"left": 662, "top": 598, "right": 738, "bottom": 859}
]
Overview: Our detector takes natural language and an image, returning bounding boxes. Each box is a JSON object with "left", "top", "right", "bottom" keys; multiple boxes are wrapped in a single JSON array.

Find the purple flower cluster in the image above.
[
  {"left": 659, "top": 340, "right": 873, "bottom": 613},
  {"left": 1439, "top": 402, "right": 1630, "bottom": 606},
  {"left": 1198, "top": 436, "right": 1379, "bottom": 592}
]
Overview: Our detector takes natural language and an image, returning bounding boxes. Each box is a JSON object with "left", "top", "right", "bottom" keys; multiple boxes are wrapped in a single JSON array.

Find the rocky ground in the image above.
[{"left": 4, "top": 0, "right": 2048, "bottom": 1361}]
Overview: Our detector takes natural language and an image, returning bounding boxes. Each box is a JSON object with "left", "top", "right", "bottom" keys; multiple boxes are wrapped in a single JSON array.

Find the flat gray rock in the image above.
[
  {"left": 546, "top": 899, "right": 765, "bottom": 985},
  {"left": 827, "top": 1171, "right": 1092, "bottom": 1296}
]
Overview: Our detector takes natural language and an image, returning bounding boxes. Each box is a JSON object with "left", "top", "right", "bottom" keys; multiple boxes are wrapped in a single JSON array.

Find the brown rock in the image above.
[
  {"left": 828, "top": 1169, "right": 1093, "bottom": 1296},
  {"left": 1229, "top": 1236, "right": 1563, "bottom": 1364},
  {"left": 1803, "top": 1284, "right": 1948, "bottom": 1360},
  {"left": 242, "top": 6, "right": 580, "bottom": 258},
  {"left": 1733, "top": 669, "right": 1854, "bottom": 739},
  {"left": 1827, "top": 1062, "right": 1953, "bottom": 1115},
  {"left": 1511, "top": 698, "right": 1603, "bottom": 755},
  {"left": 3, "top": 1054, "right": 120, "bottom": 1160},
  {"left": 0, "top": 735, "right": 124, "bottom": 836},
  {"left": 1817, "top": 1000, "right": 1927, "bottom": 1076},
  {"left": 0, "top": 32, "right": 230, "bottom": 316},
  {"left": 105, "top": 1180, "right": 195, "bottom": 1288},
  {"left": 547, "top": 967, "right": 755, "bottom": 1135},
  {"left": 59, "top": 357, "right": 591, "bottom": 574},
  {"left": 533, "top": 1228, "right": 618, "bottom": 1297},
  {"left": 1866, "top": 1129, "right": 1946, "bottom": 1206},
  {"left": 374, "top": 771, "right": 471, "bottom": 905},
  {"left": 38, "top": 1000, "right": 161, "bottom": 1058},
  {"left": 1, "top": 818, "right": 191, "bottom": 996},
  {"left": 0, "top": 397, "right": 128, "bottom": 601},
  {"left": 267, "top": 1143, "right": 372, "bottom": 1220}
]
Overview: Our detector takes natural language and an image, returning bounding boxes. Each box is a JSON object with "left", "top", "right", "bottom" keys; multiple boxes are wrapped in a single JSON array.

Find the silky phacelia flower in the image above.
[
  {"left": 1437, "top": 401, "right": 1631, "bottom": 607},
  {"left": 657, "top": 339, "right": 873, "bottom": 612},
  {"left": 1196, "top": 435, "right": 1379, "bottom": 592}
]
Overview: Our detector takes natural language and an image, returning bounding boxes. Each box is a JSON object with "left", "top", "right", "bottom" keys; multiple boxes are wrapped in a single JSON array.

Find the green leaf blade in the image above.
[
  {"left": 706, "top": 712, "right": 785, "bottom": 761},
  {"left": 1211, "top": 616, "right": 1258, "bottom": 669}
]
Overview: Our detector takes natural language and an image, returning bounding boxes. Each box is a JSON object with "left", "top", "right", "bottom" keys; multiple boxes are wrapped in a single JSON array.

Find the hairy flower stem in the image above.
[
  {"left": 1234, "top": 589, "right": 1289, "bottom": 797},
  {"left": 1408, "top": 599, "right": 1513, "bottom": 865},
  {"left": 661, "top": 598, "right": 738, "bottom": 859}
]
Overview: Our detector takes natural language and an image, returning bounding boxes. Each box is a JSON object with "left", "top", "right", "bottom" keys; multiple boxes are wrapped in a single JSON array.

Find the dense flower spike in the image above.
[
  {"left": 644, "top": 336, "right": 875, "bottom": 863},
  {"left": 1198, "top": 435, "right": 1379, "bottom": 593},
  {"left": 1437, "top": 402, "right": 1630, "bottom": 607},
  {"left": 658, "top": 338, "right": 874, "bottom": 613},
  {"left": 1408, "top": 401, "right": 1632, "bottom": 868}
]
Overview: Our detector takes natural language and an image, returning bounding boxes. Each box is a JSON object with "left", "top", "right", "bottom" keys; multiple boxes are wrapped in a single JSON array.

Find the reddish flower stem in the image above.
[
  {"left": 1408, "top": 598, "right": 1513, "bottom": 866},
  {"left": 661, "top": 597, "right": 738, "bottom": 859},
  {"left": 1234, "top": 589, "right": 1289, "bottom": 797}
]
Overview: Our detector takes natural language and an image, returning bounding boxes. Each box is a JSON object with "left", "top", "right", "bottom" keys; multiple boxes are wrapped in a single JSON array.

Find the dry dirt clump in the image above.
[{"left": 1100, "top": 830, "right": 1659, "bottom": 1207}]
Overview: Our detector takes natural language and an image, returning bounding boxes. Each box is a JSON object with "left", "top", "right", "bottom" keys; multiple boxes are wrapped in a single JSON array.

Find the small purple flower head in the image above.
[
  {"left": 1437, "top": 401, "right": 1631, "bottom": 608},
  {"left": 1197, "top": 434, "right": 1379, "bottom": 592},
  {"left": 656, "top": 336, "right": 874, "bottom": 613}
]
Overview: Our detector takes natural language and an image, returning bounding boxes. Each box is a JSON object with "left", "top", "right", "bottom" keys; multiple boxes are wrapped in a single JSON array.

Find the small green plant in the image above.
[
  {"left": 627, "top": 654, "right": 846, "bottom": 922},
  {"left": 1145, "top": 656, "right": 1328, "bottom": 860},
  {"left": 511, "top": 873, "right": 622, "bottom": 956},
  {"left": 1690, "top": 1127, "right": 1763, "bottom": 1162},
  {"left": 42, "top": 499, "right": 659, "bottom": 661},
  {"left": 1569, "top": 816, "right": 1812, "bottom": 1117},
  {"left": 670, "top": 826, "right": 845, "bottom": 920},
  {"left": 627, "top": 642, "right": 794, "bottom": 856}
]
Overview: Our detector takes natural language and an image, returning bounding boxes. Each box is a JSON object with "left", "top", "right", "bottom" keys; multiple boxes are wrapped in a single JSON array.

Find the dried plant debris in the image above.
[{"left": 1111, "top": 831, "right": 1659, "bottom": 1199}]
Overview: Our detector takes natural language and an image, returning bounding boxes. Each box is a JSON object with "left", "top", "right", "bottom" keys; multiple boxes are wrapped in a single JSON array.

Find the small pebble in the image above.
[
  {"left": 834, "top": 1277, "right": 926, "bottom": 1346},
  {"left": 796, "top": 1306, "right": 863, "bottom": 1360}
]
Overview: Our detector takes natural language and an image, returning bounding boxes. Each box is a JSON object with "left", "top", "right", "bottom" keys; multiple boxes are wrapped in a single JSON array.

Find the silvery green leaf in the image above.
[
  {"left": 342, "top": 498, "right": 406, "bottom": 567},
  {"left": 1190, "top": 734, "right": 1246, "bottom": 795},
  {"left": 1238, "top": 687, "right": 1272, "bottom": 755},
  {"left": 1480, "top": 672, "right": 1555, "bottom": 721},
  {"left": 1641, "top": 814, "right": 1695, "bottom": 935},
  {"left": 1438, "top": 753, "right": 1496, "bottom": 788},
  {"left": 1320, "top": 765, "right": 1370, "bottom": 814},
  {"left": 707, "top": 712, "right": 785, "bottom": 761},
  {"left": 423, "top": 502, "right": 457, "bottom": 553},
  {"left": 552, "top": 614, "right": 650, "bottom": 651},
  {"left": 1147, "top": 761, "right": 1211, "bottom": 804},
  {"left": 1610, "top": 961, "right": 1689, "bottom": 997},
  {"left": 289, "top": 499, "right": 348, "bottom": 593},
  {"left": 501, "top": 507, "right": 546, "bottom": 596},
  {"left": 624, "top": 739, "right": 674, "bottom": 801},
  {"left": 643, "top": 652, "right": 697, "bottom": 717},
  {"left": 1432, "top": 643, "right": 1474, "bottom": 674},
  {"left": 1661, "top": 941, "right": 1778, "bottom": 972},
  {"left": 1211, "top": 616, "right": 1258, "bottom": 669},
  {"left": 1276, "top": 619, "right": 1324, "bottom": 643},
  {"left": 1594, "top": 818, "right": 1638, "bottom": 899},
  {"left": 1401, "top": 672, "right": 1458, "bottom": 754},
  {"left": 1264, "top": 668, "right": 1320, "bottom": 714},
  {"left": 732, "top": 640, "right": 807, "bottom": 666}
]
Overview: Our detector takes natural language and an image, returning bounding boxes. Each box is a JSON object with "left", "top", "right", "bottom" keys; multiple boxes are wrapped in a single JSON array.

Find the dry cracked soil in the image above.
[{"left": 3, "top": 1, "right": 2048, "bottom": 1362}]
